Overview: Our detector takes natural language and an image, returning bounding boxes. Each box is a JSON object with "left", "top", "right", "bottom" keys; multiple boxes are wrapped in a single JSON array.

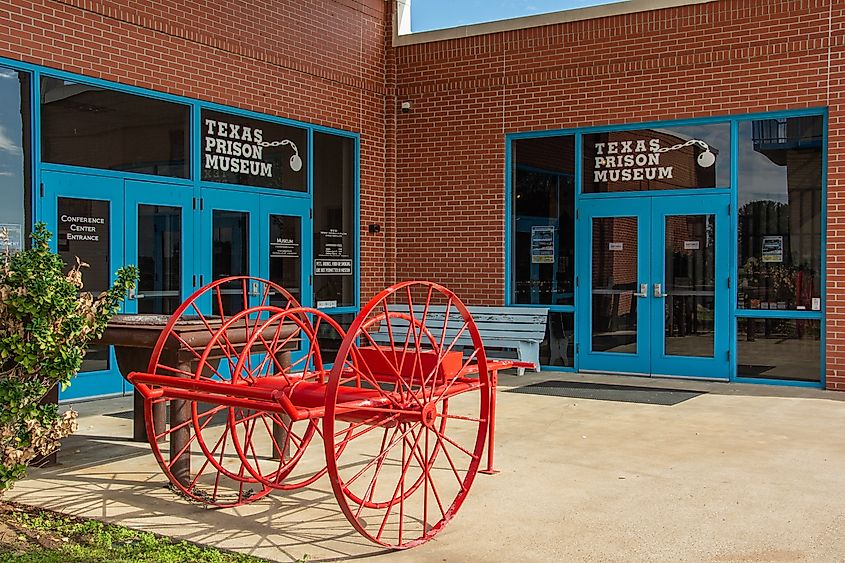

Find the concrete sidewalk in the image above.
[{"left": 8, "top": 372, "right": 845, "bottom": 562}]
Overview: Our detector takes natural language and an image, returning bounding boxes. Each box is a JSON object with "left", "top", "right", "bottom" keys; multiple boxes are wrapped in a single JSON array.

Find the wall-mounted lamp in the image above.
[
  {"left": 400, "top": 101, "right": 412, "bottom": 113},
  {"left": 368, "top": 223, "right": 382, "bottom": 234}
]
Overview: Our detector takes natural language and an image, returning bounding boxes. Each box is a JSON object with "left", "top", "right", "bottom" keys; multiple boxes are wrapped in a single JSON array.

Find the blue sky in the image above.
[{"left": 410, "top": 0, "right": 622, "bottom": 32}]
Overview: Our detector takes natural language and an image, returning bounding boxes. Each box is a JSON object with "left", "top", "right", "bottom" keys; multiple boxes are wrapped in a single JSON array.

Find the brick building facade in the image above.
[{"left": 0, "top": 0, "right": 839, "bottom": 391}]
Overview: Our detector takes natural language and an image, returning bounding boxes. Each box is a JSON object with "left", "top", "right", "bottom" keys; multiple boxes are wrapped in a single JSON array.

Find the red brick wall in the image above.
[
  {"left": 0, "top": 0, "right": 391, "bottom": 300},
  {"left": 393, "top": 0, "right": 845, "bottom": 389}
]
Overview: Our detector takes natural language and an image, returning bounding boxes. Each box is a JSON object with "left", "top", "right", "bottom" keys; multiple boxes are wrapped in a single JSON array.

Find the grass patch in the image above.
[{"left": 0, "top": 501, "right": 269, "bottom": 562}]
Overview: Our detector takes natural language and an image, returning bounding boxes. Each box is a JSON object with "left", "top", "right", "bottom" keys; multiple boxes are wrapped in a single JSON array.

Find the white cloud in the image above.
[{"left": 0, "top": 126, "right": 21, "bottom": 156}]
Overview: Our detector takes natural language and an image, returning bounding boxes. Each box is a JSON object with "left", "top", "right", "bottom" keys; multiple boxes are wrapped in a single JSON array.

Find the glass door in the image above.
[
  {"left": 260, "top": 195, "right": 311, "bottom": 308},
  {"left": 199, "top": 187, "right": 260, "bottom": 315},
  {"left": 577, "top": 194, "right": 730, "bottom": 379},
  {"left": 41, "top": 170, "right": 126, "bottom": 399},
  {"left": 578, "top": 197, "right": 651, "bottom": 374},
  {"left": 650, "top": 195, "right": 729, "bottom": 379},
  {"left": 124, "top": 180, "right": 194, "bottom": 316}
]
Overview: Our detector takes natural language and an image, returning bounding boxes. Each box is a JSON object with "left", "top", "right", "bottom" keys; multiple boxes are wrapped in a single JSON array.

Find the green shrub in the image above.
[{"left": 0, "top": 223, "right": 137, "bottom": 492}]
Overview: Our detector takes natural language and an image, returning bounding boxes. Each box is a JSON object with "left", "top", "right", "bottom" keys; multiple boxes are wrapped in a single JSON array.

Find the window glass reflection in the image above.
[
  {"left": 313, "top": 133, "right": 355, "bottom": 308},
  {"left": 41, "top": 77, "right": 189, "bottom": 178},
  {"left": 664, "top": 214, "right": 716, "bottom": 358},
  {"left": 591, "top": 216, "right": 638, "bottom": 354},
  {"left": 0, "top": 66, "right": 31, "bottom": 253},
  {"left": 212, "top": 210, "right": 249, "bottom": 316},
  {"left": 583, "top": 123, "right": 730, "bottom": 192},
  {"left": 511, "top": 136, "right": 575, "bottom": 305},
  {"left": 137, "top": 204, "right": 181, "bottom": 315},
  {"left": 539, "top": 312, "right": 574, "bottom": 367},
  {"left": 737, "top": 116, "right": 823, "bottom": 310},
  {"left": 737, "top": 318, "right": 820, "bottom": 382}
]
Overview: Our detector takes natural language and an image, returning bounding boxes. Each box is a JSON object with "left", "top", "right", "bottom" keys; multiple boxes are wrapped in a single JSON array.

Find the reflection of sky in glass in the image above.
[
  {"left": 737, "top": 121, "right": 787, "bottom": 205},
  {"left": 0, "top": 67, "right": 25, "bottom": 226}
]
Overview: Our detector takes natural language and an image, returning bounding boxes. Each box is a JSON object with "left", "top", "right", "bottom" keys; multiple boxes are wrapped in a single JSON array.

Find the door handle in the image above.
[
  {"left": 654, "top": 283, "right": 669, "bottom": 298},
  {"left": 250, "top": 281, "right": 260, "bottom": 297},
  {"left": 632, "top": 283, "right": 648, "bottom": 298},
  {"left": 127, "top": 287, "right": 145, "bottom": 300}
]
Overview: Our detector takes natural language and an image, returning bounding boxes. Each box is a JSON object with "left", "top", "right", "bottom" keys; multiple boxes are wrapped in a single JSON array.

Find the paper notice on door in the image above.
[
  {"left": 684, "top": 240, "right": 700, "bottom": 250},
  {"left": 608, "top": 242, "right": 623, "bottom": 251},
  {"left": 812, "top": 297, "right": 821, "bottom": 311}
]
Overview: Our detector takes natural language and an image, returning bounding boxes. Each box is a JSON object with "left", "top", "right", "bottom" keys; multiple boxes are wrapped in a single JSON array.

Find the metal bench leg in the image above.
[{"left": 480, "top": 367, "right": 499, "bottom": 475}]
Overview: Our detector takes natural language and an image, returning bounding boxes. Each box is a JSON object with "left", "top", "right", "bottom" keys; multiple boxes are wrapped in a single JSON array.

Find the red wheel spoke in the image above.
[
  {"left": 442, "top": 413, "right": 484, "bottom": 423},
  {"left": 258, "top": 414, "right": 287, "bottom": 461},
  {"left": 431, "top": 426, "right": 478, "bottom": 460},
  {"left": 343, "top": 362, "right": 406, "bottom": 410},
  {"left": 340, "top": 418, "right": 415, "bottom": 488},
  {"left": 432, "top": 348, "right": 479, "bottom": 405},
  {"left": 158, "top": 404, "right": 226, "bottom": 440},
  {"left": 354, "top": 425, "right": 398, "bottom": 519},
  {"left": 430, "top": 427, "right": 466, "bottom": 488},
  {"left": 214, "top": 285, "right": 226, "bottom": 322},
  {"left": 188, "top": 426, "right": 229, "bottom": 490},
  {"left": 335, "top": 415, "right": 403, "bottom": 461},
  {"left": 412, "top": 427, "right": 446, "bottom": 521},
  {"left": 375, "top": 422, "right": 424, "bottom": 542}
]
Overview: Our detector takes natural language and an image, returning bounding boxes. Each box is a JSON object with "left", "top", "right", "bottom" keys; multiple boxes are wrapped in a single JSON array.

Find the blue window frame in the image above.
[
  {"left": 507, "top": 108, "right": 827, "bottom": 386},
  {"left": 0, "top": 55, "right": 362, "bottom": 400}
]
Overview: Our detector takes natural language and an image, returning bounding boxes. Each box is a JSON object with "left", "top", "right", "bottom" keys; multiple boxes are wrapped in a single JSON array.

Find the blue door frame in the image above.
[
  {"left": 259, "top": 194, "right": 312, "bottom": 309},
  {"left": 577, "top": 197, "right": 652, "bottom": 374},
  {"left": 124, "top": 180, "right": 195, "bottom": 315},
  {"left": 42, "top": 170, "right": 126, "bottom": 399},
  {"left": 651, "top": 195, "right": 730, "bottom": 379},
  {"left": 577, "top": 193, "right": 730, "bottom": 379},
  {"left": 198, "top": 187, "right": 311, "bottom": 310}
]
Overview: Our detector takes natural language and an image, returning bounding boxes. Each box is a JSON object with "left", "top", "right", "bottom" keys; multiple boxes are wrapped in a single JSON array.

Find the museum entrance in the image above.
[
  {"left": 41, "top": 170, "right": 310, "bottom": 400},
  {"left": 577, "top": 193, "right": 731, "bottom": 379}
]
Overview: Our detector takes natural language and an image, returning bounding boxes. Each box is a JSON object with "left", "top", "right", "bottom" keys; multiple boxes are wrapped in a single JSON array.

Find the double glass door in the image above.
[
  {"left": 578, "top": 194, "right": 730, "bottom": 379},
  {"left": 42, "top": 171, "right": 193, "bottom": 399},
  {"left": 198, "top": 187, "right": 310, "bottom": 313},
  {"left": 41, "top": 171, "right": 309, "bottom": 400}
]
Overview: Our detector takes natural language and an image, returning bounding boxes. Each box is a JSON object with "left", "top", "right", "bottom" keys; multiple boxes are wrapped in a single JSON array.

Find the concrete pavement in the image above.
[{"left": 7, "top": 372, "right": 845, "bottom": 562}]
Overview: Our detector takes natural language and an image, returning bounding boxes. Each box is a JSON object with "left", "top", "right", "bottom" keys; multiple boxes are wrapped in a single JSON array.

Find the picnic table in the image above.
[{"left": 96, "top": 314, "right": 297, "bottom": 442}]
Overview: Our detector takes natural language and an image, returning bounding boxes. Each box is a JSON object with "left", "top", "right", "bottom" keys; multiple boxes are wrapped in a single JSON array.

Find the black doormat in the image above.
[{"left": 506, "top": 381, "right": 704, "bottom": 406}]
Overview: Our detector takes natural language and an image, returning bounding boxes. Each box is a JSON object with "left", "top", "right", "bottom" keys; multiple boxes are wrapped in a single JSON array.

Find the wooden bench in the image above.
[{"left": 372, "top": 305, "right": 549, "bottom": 375}]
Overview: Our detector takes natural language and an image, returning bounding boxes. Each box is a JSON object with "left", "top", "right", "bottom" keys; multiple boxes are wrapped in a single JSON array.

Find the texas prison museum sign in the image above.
[
  {"left": 588, "top": 135, "right": 716, "bottom": 190},
  {"left": 201, "top": 109, "right": 307, "bottom": 191}
]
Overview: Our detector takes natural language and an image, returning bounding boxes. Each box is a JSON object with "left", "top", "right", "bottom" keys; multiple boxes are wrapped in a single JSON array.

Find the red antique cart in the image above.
[{"left": 127, "top": 277, "right": 527, "bottom": 549}]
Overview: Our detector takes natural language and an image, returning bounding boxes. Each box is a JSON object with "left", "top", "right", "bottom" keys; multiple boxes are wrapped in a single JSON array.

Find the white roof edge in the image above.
[{"left": 393, "top": 0, "right": 718, "bottom": 47}]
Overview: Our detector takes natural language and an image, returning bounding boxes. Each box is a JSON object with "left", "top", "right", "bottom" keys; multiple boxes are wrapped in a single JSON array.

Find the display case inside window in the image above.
[
  {"left": 40, "top": 77, "right": 189, "bottom": 178},
  {"left": 582, "top": 123, "right": 730, "bottom": 192},
  {"left": 0, "top": 66, "right": 31, "bottom": 253},
  {"left": 737, "top": 116, "right": 823, "bottom": 311},
  {"left": 313, "top": 132, "right": 356, "bottom": 308},
  {"left": 511, "top": 135, "right": 575, "bottom": 305}
]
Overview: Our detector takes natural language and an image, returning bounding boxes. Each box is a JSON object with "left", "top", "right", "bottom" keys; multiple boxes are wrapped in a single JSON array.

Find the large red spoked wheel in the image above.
[
  {"left": 323, "top": 281, "right": 490, "bottom": 548},
  {"left": 143, "top": 277, "right": 302, "bottom": 508},
  {"left": 229, "top": 307, "right": 351, "bottom": 490}
]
